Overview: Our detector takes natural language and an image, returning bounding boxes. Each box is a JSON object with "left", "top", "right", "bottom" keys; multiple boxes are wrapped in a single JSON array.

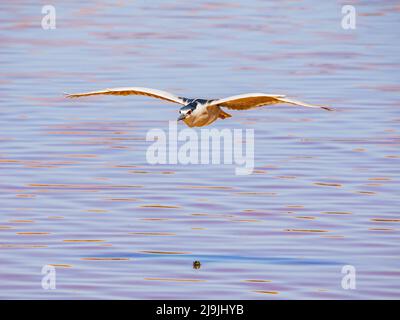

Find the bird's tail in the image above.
[{"left": 277, "top": 97, "right": 333, "bottom": 111}]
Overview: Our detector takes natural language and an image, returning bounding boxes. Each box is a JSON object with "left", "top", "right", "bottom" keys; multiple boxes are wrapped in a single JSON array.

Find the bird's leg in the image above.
[{"left": 218, "top": 109, "right": 232, "bottom": 119}]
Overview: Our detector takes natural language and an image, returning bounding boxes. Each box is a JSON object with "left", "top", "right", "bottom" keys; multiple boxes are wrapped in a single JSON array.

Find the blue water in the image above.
[{"left": 0, "top": 1, "right": 399, "bottom": 299}]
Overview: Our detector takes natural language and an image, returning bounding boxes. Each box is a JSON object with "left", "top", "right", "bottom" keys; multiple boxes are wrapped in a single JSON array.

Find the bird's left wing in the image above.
[
  {"left": 208, "top": 93, "right": 332, "bottom": 111},
  {"left": 65, "top": 87, "right": 186, "bottom": 105}
]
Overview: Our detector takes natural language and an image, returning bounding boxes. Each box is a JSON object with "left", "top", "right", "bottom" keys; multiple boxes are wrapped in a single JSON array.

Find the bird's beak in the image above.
[{"left": 177, "top": 114, "right": 186, "bottom": 121}]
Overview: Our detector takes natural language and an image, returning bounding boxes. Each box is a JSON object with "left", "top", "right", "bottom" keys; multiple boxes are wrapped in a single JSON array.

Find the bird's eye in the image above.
[{"left": 187, "top": 110, "right": 192, "bottom": 115}]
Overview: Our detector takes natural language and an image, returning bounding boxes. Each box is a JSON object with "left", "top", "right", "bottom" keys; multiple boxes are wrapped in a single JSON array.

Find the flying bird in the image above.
[{"left": 66, "top": 87, "right": 332, "bottom": 127}]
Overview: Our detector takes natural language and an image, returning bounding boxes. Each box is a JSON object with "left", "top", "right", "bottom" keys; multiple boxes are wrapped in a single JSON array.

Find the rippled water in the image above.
[{"left": 1, "top": 1, "right": 399, "bottom": 299}]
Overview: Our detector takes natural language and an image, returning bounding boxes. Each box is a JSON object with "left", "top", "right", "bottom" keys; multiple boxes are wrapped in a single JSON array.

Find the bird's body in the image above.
[
  {"left": 179, "top": 99, "right": 222, "bottom": 127},
  {"left": 66, "top": 87, "right": 332, "bottom": 127},
  {"left": 184, "top": 104, "right": 219, "bottom": 128}
]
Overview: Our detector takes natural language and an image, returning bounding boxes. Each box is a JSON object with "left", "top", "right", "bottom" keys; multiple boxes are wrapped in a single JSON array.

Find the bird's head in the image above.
[{"left": 178, "top": 103, "right": 196, "bottom": 121}]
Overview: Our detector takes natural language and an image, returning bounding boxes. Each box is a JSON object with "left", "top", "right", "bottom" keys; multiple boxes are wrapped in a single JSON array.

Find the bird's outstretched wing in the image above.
[
  {"left": 65, "top": 87, "right": 186, "bottom": 105},
  {"left": 208, "top": 93, "right": 333, "bottom": 111}
]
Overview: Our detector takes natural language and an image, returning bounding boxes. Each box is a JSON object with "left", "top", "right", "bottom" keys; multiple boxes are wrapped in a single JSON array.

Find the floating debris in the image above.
[{"left": 193, "top": 260, "right": 201, "bottom": 269}]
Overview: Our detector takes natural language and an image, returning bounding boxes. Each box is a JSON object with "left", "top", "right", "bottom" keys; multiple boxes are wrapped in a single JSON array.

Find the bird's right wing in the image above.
[{"left": 65, "top": 87, "right": 186, "bottom": 105}]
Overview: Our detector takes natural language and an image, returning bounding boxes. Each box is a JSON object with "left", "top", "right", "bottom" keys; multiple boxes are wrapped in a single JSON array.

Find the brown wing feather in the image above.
[
  {"left": 216, "top": 96, "right": 281, "bottom": 110},
  {"left": 65, "top": 87, "right": 186, "bottom": 105},
  {"left": 209, "top": 93, "right": 332, "bottom": 111}
]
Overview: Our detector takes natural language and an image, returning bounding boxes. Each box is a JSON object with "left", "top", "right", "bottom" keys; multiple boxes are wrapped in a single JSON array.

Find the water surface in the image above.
[{"left": 0, "top": 1, "right": 399, "bottom": 299}]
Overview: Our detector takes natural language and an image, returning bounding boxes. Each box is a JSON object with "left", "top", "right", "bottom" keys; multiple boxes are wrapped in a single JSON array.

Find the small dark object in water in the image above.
[{"left": 193, "top": 260, "right": 201, "bottom": 269}]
